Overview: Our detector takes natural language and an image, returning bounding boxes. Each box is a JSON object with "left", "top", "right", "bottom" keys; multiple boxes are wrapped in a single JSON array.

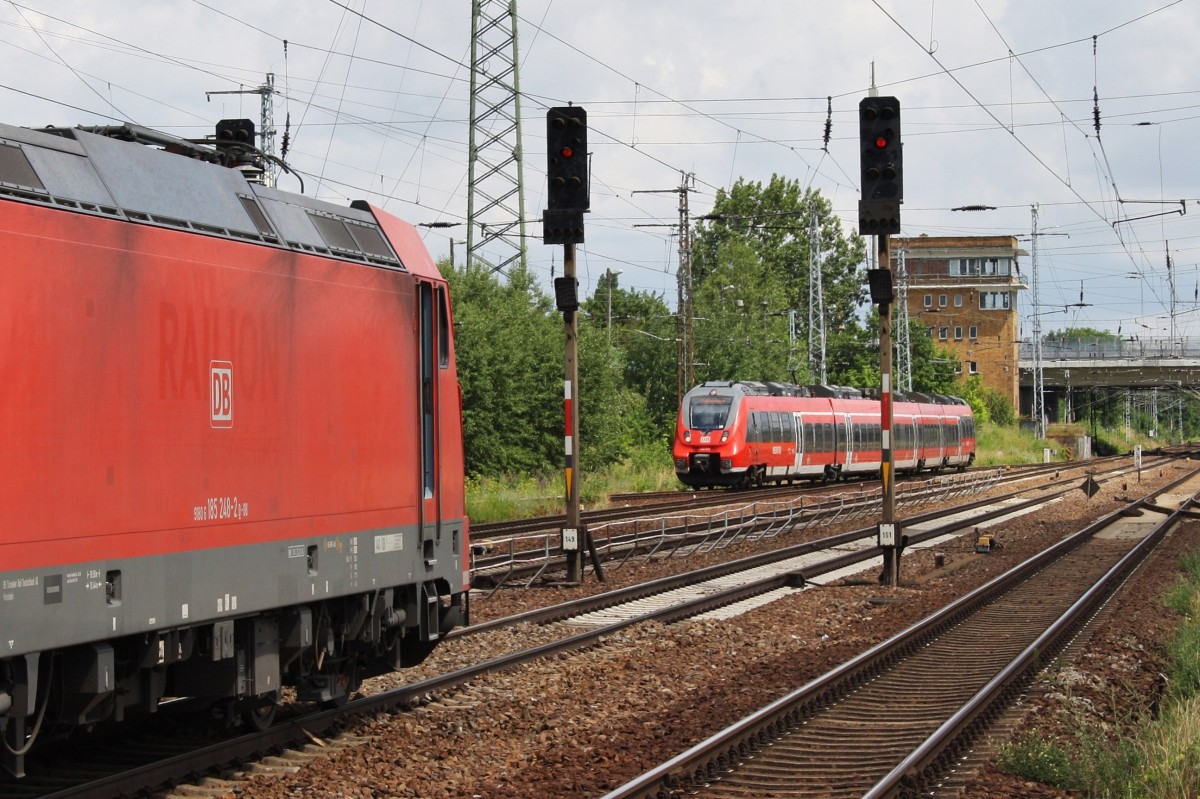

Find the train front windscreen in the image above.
[{"left": 688, "top": 393, "right": 734, "bottom": 431}]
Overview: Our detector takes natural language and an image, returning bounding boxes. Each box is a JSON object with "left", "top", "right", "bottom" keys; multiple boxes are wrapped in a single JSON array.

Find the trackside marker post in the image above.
[
  {"left": 547, "top": 106, "right": 602, "bottom": 583},
  {"left": 861, "top": 95, "right": 903, "bottom": 586}
]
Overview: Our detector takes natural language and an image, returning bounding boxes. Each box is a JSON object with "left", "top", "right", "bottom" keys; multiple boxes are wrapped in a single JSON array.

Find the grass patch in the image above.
[
  {"left": 997, "top": 550, "right": 1200, "bottom": 798},
  {"left": 466, "top": 442, "right": 678, "bottom": 524},
  {"left": 974, "top": 421, "right": 1065, "bottom": 466},
  {"left": 997, "top": 721, "right": 1143, "bottom": 796},
  {"left": 996, "top": 730, "right": 1085, "bottom": 789}
]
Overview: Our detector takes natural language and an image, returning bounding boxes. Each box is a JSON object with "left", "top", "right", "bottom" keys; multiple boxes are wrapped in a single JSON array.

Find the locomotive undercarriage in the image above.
[{"left": 0, "top": 581, "right": 465, "bottom": 778}]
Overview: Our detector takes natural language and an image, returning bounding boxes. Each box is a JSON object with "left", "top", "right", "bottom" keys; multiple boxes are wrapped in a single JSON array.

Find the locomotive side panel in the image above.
[
  {"left": 0, "top": 201, "right": 464, "bottom": 656},
  {"left": 0, "top": 121, "right": 468, "bottom": 774}
]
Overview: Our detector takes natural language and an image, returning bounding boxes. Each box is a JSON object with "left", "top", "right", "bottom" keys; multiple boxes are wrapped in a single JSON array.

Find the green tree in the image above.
[
  {"left": 905, "top": 320, "right": 962, "bottom": 394},
  {"left": 691, "top": 176, "right": 868, "bottom": 334},
  {"left": 581, "top": 277, "right": 678, "bottom": 443},
  {"left": 1044, "top": 326, "right": 1121, "bottom": 344},
  {"left": 691, "top": 239, "right": 795, "bottom": 384},
  {"left": 445, "top": 261, "right": 562, "bottom": 477},
  {"left": 824, "top": 315, "right": 960, "bottom": 394},
  {"left": 825, "top": 321, "right": 878, "bottom": 387},
  {"left": 957, "top": 375, "right": 1020, "bottom": 425},
  {"left": 575, "top": 322, "right": 653, "bottom": 470}
]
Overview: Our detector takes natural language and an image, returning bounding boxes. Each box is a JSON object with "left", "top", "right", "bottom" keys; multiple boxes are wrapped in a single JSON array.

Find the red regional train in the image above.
[
  {"left": 0, "top": 120, "right": 468, "bottom": 775},
  {"left": 673, "top": 381, "right": 975, "bottom": 488}
]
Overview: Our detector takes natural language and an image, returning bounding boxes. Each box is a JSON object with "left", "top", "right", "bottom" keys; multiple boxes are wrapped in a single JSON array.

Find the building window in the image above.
[
  {"left": 980, "top": 291, "right": 1012, "bottom": 310},
  {"left": 969, "top": 325, "right": 978, "bottom": 339},
  {"left": 923, "top": 293, "right": 933, "bottom": 308},
  {"left": 939, "top": 294, "right": 948, "bottom": 307},
  {"left": 969, "top": 361, "right": 979, "bottom": 374},
  {"left": 954, "top": 293, "right": 963, "bottom": 307},
  {"left": 954, "top": 326, "right": 963, "bottom": 340},
  {"left": 939, "top": 327, "right": 949, "bottom": 340}
]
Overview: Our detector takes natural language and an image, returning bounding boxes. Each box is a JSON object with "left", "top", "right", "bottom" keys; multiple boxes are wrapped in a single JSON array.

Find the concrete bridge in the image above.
[{"left": 1019, "top": 337, "right": 1200, "bottom": 390}]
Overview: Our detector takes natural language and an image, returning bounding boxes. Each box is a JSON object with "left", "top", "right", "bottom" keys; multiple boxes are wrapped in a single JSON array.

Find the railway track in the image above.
[
  {"left": 469, "top": 454, "right": 1169, "bottom": 590},
  {"left": 471, "top": 459, "right": 1091, "bottom": 540},
  {"left": 5, "top": 455, "right": 1184, "bottom": 799},
  {"left": 599, "top": 465, "right": 1200, "bottom": 799}
]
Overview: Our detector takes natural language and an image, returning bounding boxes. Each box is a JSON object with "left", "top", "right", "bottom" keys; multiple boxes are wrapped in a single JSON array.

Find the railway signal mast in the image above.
[
  {"left": 859, "top": 95, "right": 903, "bottom": 587},
  {"left": 544, "top": 106, "right": 594, "bottom": 584}
]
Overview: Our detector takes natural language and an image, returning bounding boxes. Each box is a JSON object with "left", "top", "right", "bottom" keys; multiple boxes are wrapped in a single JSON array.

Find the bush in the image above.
[{"left": 996, "top": 731, "right": 1083, "bottom": 789}]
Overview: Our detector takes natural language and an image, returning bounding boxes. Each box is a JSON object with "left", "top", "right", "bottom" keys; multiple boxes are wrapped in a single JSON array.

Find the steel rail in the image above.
[{"left": 595, "top": 464, "right": 1199, "bottom": 799}]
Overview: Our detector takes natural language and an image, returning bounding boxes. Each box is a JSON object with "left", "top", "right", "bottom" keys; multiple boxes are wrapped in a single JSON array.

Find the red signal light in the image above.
[
  {"left": 560, "top": 146, "right": 574, "bottom": 158},
  {"left": 874, "top": 136, "right": 888, "bottom": 149}
]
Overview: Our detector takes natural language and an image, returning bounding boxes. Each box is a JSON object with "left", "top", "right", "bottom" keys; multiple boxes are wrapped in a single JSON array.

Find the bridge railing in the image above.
[{"left": 1019, "top": 336, "right": 1200, "bottom": 361}]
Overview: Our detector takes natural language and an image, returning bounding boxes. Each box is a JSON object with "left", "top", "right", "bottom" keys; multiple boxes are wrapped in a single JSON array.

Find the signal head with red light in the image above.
[
  {"left": 859, "top": 96, "right": 902, "bottom": 203},
  {"left": 546, "top": 106, "right": 589, "bottom": 212},
  {"left": 858, "top": 96, "right": 902, "bottom": 235}
]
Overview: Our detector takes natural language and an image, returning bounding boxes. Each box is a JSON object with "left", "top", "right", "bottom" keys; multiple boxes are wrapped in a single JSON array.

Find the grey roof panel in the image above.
[{"left": 72, "top": 127, "right": 263, "bottom": 237}]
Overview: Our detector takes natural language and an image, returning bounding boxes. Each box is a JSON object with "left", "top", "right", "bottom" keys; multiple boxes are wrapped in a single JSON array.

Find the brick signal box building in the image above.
[{"left": 890, "top": 235, "right": 1028, "bottom": 410}]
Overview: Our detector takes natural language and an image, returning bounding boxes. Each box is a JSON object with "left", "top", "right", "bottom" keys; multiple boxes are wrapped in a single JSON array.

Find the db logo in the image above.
[{"left": 210, "top": 361, "right": 233, "bottom": 428}]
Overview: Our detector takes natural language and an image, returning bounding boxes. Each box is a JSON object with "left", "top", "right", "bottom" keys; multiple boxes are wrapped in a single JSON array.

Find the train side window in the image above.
[
  {"left": 770, "top": 412, "right": 783, "bottom": 442},
  {"left": 437, "top": 287, "right": 450, "bottom": 368},
  {"left": 747, "top": 412, "right": 759, "bottom": 443}
]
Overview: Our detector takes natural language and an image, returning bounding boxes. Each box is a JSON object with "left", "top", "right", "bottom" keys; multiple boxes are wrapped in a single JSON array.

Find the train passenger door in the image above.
[
  {"left": 836, "top": 414, "right": 850, "bottom": 470},
  {"left": 792, "top": 413, "right": 805, "bottom": 471}
]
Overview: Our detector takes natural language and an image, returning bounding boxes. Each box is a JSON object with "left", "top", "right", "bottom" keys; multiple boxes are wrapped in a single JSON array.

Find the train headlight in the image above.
[
  {"left": 720, "top": 430, "right": 729, "bottom": 443},
  {"left": 684, "top": 430, "right": 692, "bottom": 443}
]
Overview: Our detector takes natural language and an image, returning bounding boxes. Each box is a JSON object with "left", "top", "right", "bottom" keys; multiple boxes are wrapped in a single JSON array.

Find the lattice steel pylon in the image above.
[
  {"left": 468, "top": 0, "right": 528, "bottom": 273},
  {"left": 895, "top": 248, "right": 912, "bottom": 391}
]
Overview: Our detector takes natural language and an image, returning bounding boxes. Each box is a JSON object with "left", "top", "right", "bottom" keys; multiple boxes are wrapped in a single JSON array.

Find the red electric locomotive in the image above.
[
  {"left": 0, "top": 120, "right": 468, "bottom": 775},
  {"left": 673, "top": 381, "right": 975, "bottom": 488}
]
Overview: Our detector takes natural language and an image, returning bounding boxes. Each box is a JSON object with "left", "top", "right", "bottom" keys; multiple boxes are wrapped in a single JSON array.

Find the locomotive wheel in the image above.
[{"left": 243, "top": 691, "right": 280, "bottom": 731}]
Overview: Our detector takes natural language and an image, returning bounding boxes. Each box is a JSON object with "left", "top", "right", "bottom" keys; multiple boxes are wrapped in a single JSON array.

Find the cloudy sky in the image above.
[{"left": 1, "top": 0, "right": 1197, "bottom": 339}]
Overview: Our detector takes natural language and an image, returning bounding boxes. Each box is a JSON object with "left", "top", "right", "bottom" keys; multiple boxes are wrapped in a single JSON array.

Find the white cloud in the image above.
[{"left": 0, "top": 0, "right": 1195, "bottom": 335}]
